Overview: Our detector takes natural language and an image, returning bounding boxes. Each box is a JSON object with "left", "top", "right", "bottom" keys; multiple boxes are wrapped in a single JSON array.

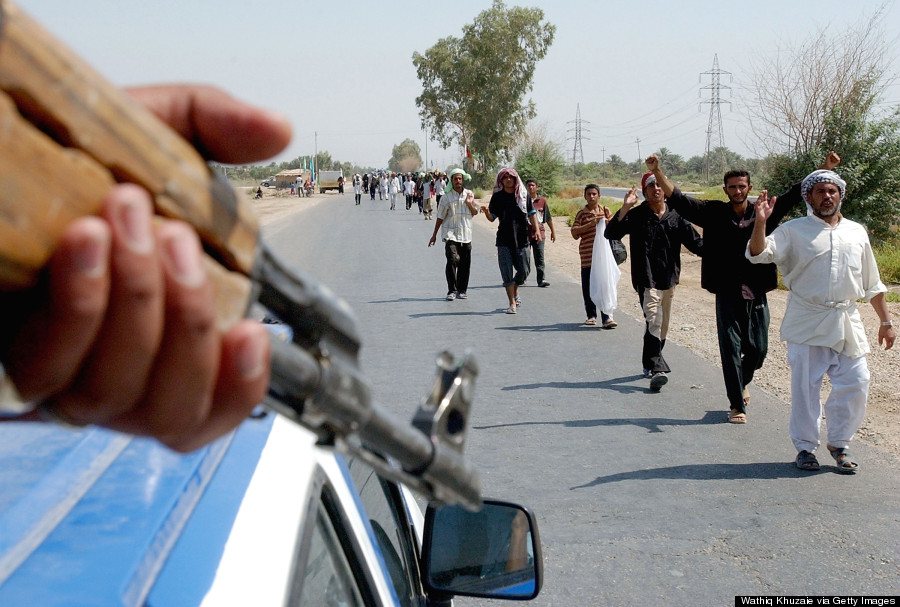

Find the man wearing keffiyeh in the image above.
[
  {"left": 748, "top": 166, "right": 895, "bottom": 474},
  {"left": 480, "top": 168, "right": 542, "bottom": 314}
]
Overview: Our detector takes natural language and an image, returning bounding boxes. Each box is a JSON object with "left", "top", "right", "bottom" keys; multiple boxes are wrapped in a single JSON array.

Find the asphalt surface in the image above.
[{"left": 262, "top": 191, "right": 899, "bottom": 606}]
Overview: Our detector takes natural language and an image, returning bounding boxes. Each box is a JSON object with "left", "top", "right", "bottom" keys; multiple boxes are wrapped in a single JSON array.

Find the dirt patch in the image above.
[{"left": 251, "top": 189, "right": 900, "bottom": 459}]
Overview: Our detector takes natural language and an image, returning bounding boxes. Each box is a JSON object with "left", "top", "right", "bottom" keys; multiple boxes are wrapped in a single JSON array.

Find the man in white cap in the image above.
[
  {"left": 748, "top": 167, "right": 895, "bottom": 473},
  {"left": 428, "top": 168, "right": 479, "bottom": 300}
]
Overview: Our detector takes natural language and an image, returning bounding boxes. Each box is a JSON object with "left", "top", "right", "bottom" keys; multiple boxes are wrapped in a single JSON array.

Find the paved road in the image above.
[{"left": 263, "top": 191, "right": 899, "bottom": 606}]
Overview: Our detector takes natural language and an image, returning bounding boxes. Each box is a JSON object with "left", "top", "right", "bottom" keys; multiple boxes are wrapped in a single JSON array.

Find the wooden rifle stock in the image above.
[{"left": 0, "top": 0, "right": 254, "bottom": 328}]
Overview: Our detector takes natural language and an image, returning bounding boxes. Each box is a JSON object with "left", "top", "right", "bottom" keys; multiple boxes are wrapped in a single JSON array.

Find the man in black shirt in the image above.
[
  {"left": 645, "top": 152, "right": 840, "bottom": 422},
  {"left": 606, "top": 173, "right": 702, "bottom": 391},
  {"left": 480, "top": 168, "right": 542, "bottom": 314}
]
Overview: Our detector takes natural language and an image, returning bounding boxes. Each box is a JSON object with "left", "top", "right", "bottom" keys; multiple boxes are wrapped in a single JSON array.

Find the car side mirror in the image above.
[{"left": 421, "top": 500, "right": 543, "bottom": 601}]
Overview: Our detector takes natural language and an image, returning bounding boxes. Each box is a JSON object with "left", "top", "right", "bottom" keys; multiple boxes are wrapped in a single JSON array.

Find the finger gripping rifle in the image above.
[{"left": 0, "top": 1, "right": 481, "bottom": 510}]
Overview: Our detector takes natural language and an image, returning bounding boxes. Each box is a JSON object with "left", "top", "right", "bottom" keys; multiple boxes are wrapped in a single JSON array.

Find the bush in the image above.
[
  {"left": 549, "top": 196, "right": 621, "bottom": 227},
  {"left": 874, "top": 236, "right": 900, "bottom": 284}
]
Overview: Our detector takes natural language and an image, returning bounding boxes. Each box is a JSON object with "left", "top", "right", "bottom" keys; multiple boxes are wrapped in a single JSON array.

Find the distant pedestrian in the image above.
[
  {"left": 379, "top": 173, "right": 389, "bottom": 200},
  {"left": 480, "top": 168, "right": 542, "bottom": 314},
  {"left": 428, "top": 168, "right": 479, "bottom": 300},
  {"left": 422, "top": 174, "right": 435, "bottom": 219},
  {"left": 525, "top": 178, "right": 555, "bottom": 288},
  {"left": 748, "top": 168, "right": 895, "bottom": 473},
  {"left": 389, "top": 172, "right": 401, "bottom": 210},
  {"left": 404, "top": 174, "right": 416, "bottom": 209},
  {"left": 605, "top": 174, "right": 702, "bottom": 391},
  {"left": 570, "top": 184, "right": 616, "bottom": 328},
  {"left": 353, "top": 174, "right": 362, "bottom": 205}
]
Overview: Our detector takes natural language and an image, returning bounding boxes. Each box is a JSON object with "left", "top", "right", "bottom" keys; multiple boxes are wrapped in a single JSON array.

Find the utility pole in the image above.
[
  {"left": 635, "top": 138, "right": 641, "bottom": 166},
  {"left": 699, "top": 54, "right": 732, "bottom": 184},
  {"left": 314, "top": 131, "right": 318, "bottom": 186},
  {"left": 601, "top": 146, "right": 605, "bottom": 164},
  {"left": 566, "top": 104, "right": 590, "bottom": 174}
]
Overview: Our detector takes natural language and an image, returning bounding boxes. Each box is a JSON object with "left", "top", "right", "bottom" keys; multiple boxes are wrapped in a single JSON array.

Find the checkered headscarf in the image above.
[{"left": 801, "top": 170, "right": 846, "bottom": 202}]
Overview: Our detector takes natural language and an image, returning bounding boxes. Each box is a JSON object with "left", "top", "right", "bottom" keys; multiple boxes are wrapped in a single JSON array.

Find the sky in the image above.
[{"left": 19, "top": 0, "right": 900, "bottom": 171}]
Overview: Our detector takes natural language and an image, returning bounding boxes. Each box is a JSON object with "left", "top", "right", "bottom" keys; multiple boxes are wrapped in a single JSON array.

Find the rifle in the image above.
[{"left": 0, "top": 1, "right": 481, "bottom": 510}]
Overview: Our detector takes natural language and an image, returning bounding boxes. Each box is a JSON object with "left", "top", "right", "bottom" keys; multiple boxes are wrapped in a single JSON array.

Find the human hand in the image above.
[
  {"left": 823, "top": 151, "right": 841, "bottom": 171},
  {"left": 879, "top": 325, "right": 895, "bottom": 350},
  {"left": 645, "top": 154, "right": 659, "bottom": 172},
  {"left": 754, "top": 190, "right": 775, "bottom": 222},
  {"left": 2, "top": 85, "right": 292, "bottom": 452},
  {"left": 623, "top": 186, "right": 639, "bottom": 209}
]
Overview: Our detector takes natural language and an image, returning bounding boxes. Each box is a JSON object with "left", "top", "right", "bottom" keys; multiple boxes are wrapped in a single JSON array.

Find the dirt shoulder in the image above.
[{"left": 250, "top": 188, "right": 900, "bottom": 459}]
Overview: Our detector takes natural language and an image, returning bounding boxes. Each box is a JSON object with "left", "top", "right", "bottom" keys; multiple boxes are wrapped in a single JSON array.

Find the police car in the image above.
[{"left": 0, "top": 412, "right": 542, "bottom": 606}]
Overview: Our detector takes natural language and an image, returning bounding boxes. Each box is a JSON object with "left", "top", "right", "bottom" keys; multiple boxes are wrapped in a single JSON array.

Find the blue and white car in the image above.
[{"left": 0, "top": 412, "right": 542, "bottom": 606}]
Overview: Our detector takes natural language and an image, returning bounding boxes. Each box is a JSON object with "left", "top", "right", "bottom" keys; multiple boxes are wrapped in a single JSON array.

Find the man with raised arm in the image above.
[
  {"left": 646, "top": 151, "right": 840, "bottom": 423},
  {"left": 605, "top": 173, "right": 702, "bottom": 391},
  {"left": 747, "top": 168, "right": 894, "bottom": 473}
]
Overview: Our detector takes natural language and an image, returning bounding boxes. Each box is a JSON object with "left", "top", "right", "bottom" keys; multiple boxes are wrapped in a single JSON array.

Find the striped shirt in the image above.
[
  {"left": 437, "top": 188, "right": 476, "bottom": 243},
  {"left": 572, "top": 206, "right": 604, "bottom": 268}
]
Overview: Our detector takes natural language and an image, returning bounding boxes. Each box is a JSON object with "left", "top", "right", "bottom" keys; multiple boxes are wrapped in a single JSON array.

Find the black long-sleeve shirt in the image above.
[
  {"left": 664, "top": 183, "right": 802, "bottom": 298},
  {"left": 605, "top": 204, "right": 703, "bottom": 292}
]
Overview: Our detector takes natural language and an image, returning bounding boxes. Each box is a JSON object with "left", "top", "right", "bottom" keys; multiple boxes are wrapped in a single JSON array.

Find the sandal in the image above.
[
  {"left": 795, "top": 450, "right": 820, "bottom": 471},
  {"left": 728, "top": 409, "right": 747, "bottom": 424},
  {"left": 505, "top": 306, "right": 517, "bottom": 315},
  {"left": 827, "top": 446, "right": 858, "bottom": 474},
  {"left": 584, "top": 318, "right": 597, "bottom": 326},
  {"left": 742, "top": 386, "right": 750, "bottom": 406}
]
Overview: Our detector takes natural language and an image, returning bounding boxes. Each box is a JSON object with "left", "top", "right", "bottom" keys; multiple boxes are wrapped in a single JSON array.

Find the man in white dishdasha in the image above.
[{"left": 747, "top": 168, "right": 895, "bottom": 473}]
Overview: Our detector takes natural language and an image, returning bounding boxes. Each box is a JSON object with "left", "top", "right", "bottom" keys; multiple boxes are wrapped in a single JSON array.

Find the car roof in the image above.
[{"left": 0, "top": 415, "right": 401, "bottom": 605}]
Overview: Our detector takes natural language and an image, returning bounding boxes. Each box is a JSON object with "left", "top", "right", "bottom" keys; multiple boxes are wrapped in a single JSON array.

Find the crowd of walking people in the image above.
[
  {"left": 352, "top": 170, "right": 448, "bottom": 217},
  {"left": 414, "top": 156, "right": 895, "bottom": 474}
]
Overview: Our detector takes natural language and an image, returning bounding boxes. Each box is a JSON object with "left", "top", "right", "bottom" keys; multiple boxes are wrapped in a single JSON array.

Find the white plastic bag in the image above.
[{"left": 589, "top": 218, "right": 620, "bottom": 315}]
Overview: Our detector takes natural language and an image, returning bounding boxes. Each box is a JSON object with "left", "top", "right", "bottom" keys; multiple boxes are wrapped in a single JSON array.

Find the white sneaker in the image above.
[{"left": 446, "top": 292, "right": 456, "bottom": 301}]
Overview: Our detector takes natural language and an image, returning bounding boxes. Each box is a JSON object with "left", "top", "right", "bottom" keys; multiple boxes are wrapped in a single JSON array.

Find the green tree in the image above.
[
  {"left": 655, "top": 148, "right": 685, "bottom": 175},
  {"left": 763, "top": 105, "right": 900, "bottom": 244},
  {"left": 513, "top": 125, "right": 566, "bottom": 195},
  {"left": 704, "top": 147, "right": 746, "bottom": 182},
  {"left": 388, "top": 139, "right": 423, "bottom": 173},
  {"left": 606, "top": 154, "right": 626, "bottom": 171},
  {"left": 412, "top": 0, "right": 555, "bottom": 175}
]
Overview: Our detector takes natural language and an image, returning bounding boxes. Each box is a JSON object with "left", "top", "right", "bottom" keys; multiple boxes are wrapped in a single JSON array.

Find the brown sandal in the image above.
[{"left": 728, "top": 409, "right": 747, "bottom": 424}]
